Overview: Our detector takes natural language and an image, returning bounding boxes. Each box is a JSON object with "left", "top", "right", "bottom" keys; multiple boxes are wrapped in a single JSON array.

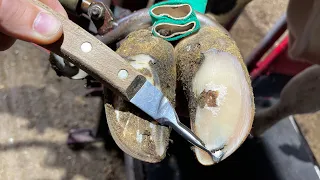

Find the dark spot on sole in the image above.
[{"left": 198, "top": 90, "right": 219, "bottom": 108}]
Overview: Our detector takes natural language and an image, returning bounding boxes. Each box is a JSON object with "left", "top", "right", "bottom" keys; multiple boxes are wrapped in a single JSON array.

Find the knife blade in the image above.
[{"left": 32, "top": 0, "right": 223, "bottom": 162}]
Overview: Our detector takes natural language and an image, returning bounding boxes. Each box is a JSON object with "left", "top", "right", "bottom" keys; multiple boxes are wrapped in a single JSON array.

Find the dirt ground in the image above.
[
  {"left": 230, "top": 0, "right": 288, "bottom": 59},
  {"left": 0, "top": 42, "right": 125, "bottom": 180},
  {"left": 230, "top": 0, "right": 320, "bottom": 163},
  {"left": 295, "top": 112, "right": 320, "bottom": 163},
  {"left": 1, "top": 0, "right": 319, "bottom": 179}
]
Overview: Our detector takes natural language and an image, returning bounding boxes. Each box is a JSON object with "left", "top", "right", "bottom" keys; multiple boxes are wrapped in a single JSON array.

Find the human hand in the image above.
[{"left": 0, "top": 0, "right": 67, "bottom": 51}]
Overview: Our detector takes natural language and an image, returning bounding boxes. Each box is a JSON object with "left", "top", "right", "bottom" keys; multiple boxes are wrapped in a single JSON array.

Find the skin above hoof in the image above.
[
  {"left": 175, "top": 26, "right": 255, "bottom": 165},
  {"left": 104, "top": 29, "right": 176, "bottom": 163}
]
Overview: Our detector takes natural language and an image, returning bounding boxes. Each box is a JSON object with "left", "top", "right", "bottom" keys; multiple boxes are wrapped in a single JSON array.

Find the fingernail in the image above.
[{"left": 33, "top": 12, "right": 62, "bottom": 37}]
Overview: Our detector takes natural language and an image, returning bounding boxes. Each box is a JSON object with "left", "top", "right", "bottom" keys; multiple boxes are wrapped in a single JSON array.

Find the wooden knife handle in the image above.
[{"left": 32, "top": 0, "right": 146, "bottom": 100}]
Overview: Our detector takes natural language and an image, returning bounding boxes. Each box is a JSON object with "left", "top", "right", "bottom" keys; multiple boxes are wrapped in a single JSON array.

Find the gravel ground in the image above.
[{"left": 1, "top": 0, "right": 319, "bottom": 179}]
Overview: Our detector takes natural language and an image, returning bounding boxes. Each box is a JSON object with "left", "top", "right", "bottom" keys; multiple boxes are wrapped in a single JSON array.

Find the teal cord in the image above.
[
  {"left": 172, "top": 0, "right": 208, "bottom": 13},
  {"left": 149, "top": 0, "right": 208, "bottom": 41}
]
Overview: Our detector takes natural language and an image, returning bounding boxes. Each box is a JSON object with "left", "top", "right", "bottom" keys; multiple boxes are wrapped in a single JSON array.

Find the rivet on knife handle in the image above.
[
  {"left": 32, "top": 0, "right": 146, "bottom": 100},
  {"left": 32, "top": 0, "right": 223, "bottom": 163}
]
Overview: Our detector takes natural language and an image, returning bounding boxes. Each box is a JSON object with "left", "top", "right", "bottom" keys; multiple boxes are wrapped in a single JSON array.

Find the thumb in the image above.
[{"left": 0, "top": 0, "right": 68, "bottom": 45}]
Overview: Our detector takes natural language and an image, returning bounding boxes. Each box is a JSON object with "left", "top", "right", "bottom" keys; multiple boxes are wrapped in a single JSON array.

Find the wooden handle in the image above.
[{"left": 32, "top": 0, "right": 146, "bottom": 100}]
